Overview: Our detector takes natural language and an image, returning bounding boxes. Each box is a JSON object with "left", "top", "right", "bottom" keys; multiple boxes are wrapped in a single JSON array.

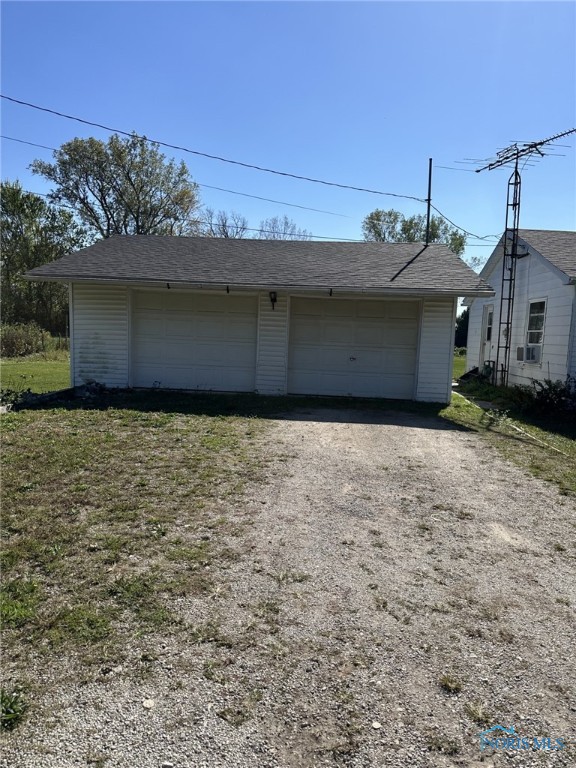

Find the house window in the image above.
[
  {"left": 485, "top": 310, "right": 493, "bottom": 342},
  {"left": 525, "top": 300, "right": 546, "bottom": 362}
]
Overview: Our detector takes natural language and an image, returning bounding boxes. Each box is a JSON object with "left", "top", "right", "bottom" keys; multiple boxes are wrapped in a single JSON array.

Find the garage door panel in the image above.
[
  {"left": 165, "top": 315, "right": 194, "bottom": 337},
  {"left": 387, "top": 324, "right": 419, "bottom": 346},
  {"left": 324, "top": 322, "right": 355, "bottom": 344},
  {"left": 355, "top": 323, "right": 384, "bottom": 345},
  {"left": 385, "top": 349, "right": 417, "bottom": 375},
  {"left": 288, "top": 298, "right": 418, "bottom": 399},
  {"left": 132, "top": 292, "right": 257, "bottom": 391},
  {"left": 290, "top": 317, "right": 323, "bottom": 344}
]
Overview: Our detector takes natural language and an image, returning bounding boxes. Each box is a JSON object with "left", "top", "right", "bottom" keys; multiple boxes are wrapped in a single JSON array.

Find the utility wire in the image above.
[
  {"left": 0, "top": 134, "right": 350, "bottom": 218},
  {"left": 19, "top": 189, "right": 496, "bottom": 246},
  {"left": 1, "top": 100, "right": 502, "bottom": 242},
  {"left": 1, "top": 94, "right": 426, "bottom": 202},
  {"left": 20, "top": 188, "right": 364, "bottom": 241}
]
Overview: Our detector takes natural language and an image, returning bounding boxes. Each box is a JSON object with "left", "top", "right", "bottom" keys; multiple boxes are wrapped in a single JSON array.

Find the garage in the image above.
[
  {"left": 132, "top": 291, "right": 258, "bottom": 391},
  {"left": 287, "top": 297, "right": 419, "bottom": 398}
]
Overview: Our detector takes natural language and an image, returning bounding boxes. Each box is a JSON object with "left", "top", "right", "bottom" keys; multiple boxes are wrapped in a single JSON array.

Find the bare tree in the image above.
[
  {"left": 202, "top": 208, "right": 249, "bottom": 238},
  {"left": 258, "top": 215, "right": 312, "bottom": 240}
]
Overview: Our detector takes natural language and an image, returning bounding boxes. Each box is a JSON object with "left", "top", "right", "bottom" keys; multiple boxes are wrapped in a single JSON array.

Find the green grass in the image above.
[
  {"left": 440, "top": 393, "right": 576, "bottom": 496},
  {"left": 1, "top": 399, "right": 270, "bottom": 675},
  {"left": 452, "top": 354, "right": 466, "bottom": 380},
  {"left": 0, "top": 352, "right": 70, "bottom": 394}
]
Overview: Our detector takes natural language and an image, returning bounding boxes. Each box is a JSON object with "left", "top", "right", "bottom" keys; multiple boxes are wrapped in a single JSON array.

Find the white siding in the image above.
[
  {"left": 466, "top": 298, "right": 483, "bottom": 371},
  {"left": 507, "top": 257, "right": 570, "bottom": 385},
  {"left": 71, "top": 283, "right": 129, "bottom": 387},
  {"left": 255, "top": 292, "right": 288, "bottom": 394},
  {"left": 416, "top": 298, "right": 456, "bottom": 403},
  {"left": 569, "top": 302, "right": 576, "bottom": 378},
  {"left": 467, "top": 252, "right": 574, "bottom": 386}
]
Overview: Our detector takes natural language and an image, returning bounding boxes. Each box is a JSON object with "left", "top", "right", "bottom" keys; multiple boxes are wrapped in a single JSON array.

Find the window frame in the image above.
[{"left": 525, "top": 299, "right": 547, "bottom": 363}]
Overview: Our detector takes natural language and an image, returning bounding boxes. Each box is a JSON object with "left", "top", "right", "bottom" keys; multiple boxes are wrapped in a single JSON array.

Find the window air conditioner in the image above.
[{"left": 525, "top": 345, "right": 541, "bottom": 363}]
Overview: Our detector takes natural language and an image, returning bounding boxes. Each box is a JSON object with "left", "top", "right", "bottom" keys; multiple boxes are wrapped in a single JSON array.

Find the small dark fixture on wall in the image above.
[
  {"left": 269, "top": 291, "right": 277, "bottom": 310},
  {"left": 166, "top": 282, "right": 171, "bottom": 289}
]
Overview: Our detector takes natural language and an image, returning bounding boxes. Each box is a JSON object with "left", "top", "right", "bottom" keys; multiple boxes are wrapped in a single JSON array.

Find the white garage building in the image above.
[{"left": 27, "top": 235, "right": 493, "bottom": 403}]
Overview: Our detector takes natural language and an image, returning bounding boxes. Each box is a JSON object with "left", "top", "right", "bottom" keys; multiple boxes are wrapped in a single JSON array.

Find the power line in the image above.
[
  {"left": 1, "top": 94, "right": 426, "bottom": 202},
  {"left": 1, "top": 105, "right": 502, "bottom": 242},
  {"left": 20, "top": 188, "right": 364, "bottom": 241},
  {"left": 17, "top": 189, "right": 497, "bottom": 246},
  {"left": 429, "top": 204, "right": 500, "bottom": 241},
  {"left": 0, "top": 134, "right": 350, "bottom": 218}
]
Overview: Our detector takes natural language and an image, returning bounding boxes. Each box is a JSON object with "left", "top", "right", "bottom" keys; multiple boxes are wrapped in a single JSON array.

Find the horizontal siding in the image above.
[
  {"left": 466, "top": 298, "right": 485, "bottom": 371},
  {"left": 570, "top": 303, "right": 576, "bottom": 378},
  {"left": 507, "top": 256, "right": 573, "bottom": 386},
  {"left": 255, "top": 292, "right": 288, "bottom": 394},
  {"left": 416, "top": 298, "right": 455, "bottom": 403},
  {"left": 72, "top": 284, "right": 129, "bottom": 387},
  {"left": 468, "top": 253, "right": 574, "bottom": 386}
]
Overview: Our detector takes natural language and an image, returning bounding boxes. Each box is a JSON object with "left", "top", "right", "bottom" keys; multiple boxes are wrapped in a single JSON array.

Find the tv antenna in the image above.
[{"left": 475, "top": 128, "right": 576, "bottom": 386}]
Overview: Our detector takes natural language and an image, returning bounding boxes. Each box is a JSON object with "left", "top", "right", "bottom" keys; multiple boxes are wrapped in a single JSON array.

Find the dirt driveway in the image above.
[{"left": 4, "top": 407, "right": 575, "bottom": 767}]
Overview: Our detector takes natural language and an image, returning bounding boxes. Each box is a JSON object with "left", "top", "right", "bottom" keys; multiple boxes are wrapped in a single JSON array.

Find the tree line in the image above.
[{"left": 1, "top": 132, "right": 470, "bottom": 334}]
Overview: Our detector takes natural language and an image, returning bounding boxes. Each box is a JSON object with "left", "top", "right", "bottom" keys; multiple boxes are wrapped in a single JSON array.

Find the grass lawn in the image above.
[
  {"left": 452, "top": 351, "right": 466, "bottom": 380},
  {"left": 0, "top": 352, "right": 70, "bottom": 394}
]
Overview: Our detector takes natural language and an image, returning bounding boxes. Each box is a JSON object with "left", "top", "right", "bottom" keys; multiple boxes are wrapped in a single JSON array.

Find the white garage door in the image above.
[
  {"left": 132, "top": 291, "right": 258, "bottom": 391},
  {"left": 288, "top": 298, "right": 419, "bottom": 398}
]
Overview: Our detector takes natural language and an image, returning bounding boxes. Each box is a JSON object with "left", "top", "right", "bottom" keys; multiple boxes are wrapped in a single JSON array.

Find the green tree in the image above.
[
  {"left": 362, "top": 208, "right": 466, "bottom": 257},
  {"left": 30, "top": 133, "right": 201, "bottom": 239},
  {"left": 455, "top": 307, "right": 469, "bottom": 347},
  {"left": 1, "top": 181, "right": 87, "bottom": 334}
]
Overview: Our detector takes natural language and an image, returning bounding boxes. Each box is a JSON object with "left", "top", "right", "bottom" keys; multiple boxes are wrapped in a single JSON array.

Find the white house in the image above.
[
  {"left": 465, "top": 229, "right": 576, "bottom": 387},
  {"left": 27, "top": 235, "right": 493, "bottom": 403}
]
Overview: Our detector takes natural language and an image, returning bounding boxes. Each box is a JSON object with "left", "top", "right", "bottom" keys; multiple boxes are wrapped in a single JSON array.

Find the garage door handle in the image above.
[{"left": 349, "top": 356, "right": 356, "bottom": 361}]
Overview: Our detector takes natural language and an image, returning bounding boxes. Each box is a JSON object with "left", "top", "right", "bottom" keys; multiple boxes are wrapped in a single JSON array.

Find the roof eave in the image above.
[{"left": 24, "top": 273, "right": 494, "bottom": 297}]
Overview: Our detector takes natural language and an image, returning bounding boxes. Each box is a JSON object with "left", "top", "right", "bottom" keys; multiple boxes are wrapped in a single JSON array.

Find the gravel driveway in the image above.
[{"left": 4, "top": 408, "right": 575, "bottom": 767}]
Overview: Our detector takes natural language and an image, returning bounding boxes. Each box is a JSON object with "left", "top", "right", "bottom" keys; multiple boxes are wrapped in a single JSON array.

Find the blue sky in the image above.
[{"left": 1, "top": 1, "right": 575, "bottom": 267}]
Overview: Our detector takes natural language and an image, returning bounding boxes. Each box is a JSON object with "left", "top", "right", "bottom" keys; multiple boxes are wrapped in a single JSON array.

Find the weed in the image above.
[
  {"left": 203, "top": 657, "right": 234, "bottom": 684},
  {"left": 217, "top": 689, "right": 262, "bottom": 726},
  {"left": 0, "top": 578, "right": 40, "bottom": 626},
  {"left": 553, "top": 543, "right": 566, "bottom": 553},
  {"left": 0, "top": 687, "right": 28, "bottom": 731},
  {"left": 270, "top": 570, "right": 310, "bottom": 585},
  {"left": 464, "top": 701, "right": 492, "bottom": 727},
  {"left": 439, "top": 674, "right": 463, "bottom": 694},
  {"left": 46, "top": 606, "right": 112, "bottom": 646},
  {"left": 427, "top": 733, "right": 460, "bottom": 755},
  {"left": 188, "top": 621, "right": 232, "bottom": 647}
]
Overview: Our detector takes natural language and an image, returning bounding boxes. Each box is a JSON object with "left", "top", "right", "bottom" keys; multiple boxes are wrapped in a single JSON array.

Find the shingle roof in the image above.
[
  {"left": 517, "top": 229, "right": 576, "bottom": 278},
  {"left": 26, "top": 235, "right": 494, "bottom": 296}
]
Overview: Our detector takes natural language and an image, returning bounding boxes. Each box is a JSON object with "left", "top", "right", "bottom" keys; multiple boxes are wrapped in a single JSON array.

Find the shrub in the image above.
[
  {"left": 1, "top": 322, "right": 47, "bottom": 357},
  {"left": 532, "top": 377, "right": 576, "bottom": 415},
  {"left": 0, "top": 323, "right": 68, "bottom": 358}
]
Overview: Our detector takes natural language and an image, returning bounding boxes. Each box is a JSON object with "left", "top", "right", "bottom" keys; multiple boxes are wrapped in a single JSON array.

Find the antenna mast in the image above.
[{"left": 475, "top": 128, "right": 576, "bottom": 386}]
